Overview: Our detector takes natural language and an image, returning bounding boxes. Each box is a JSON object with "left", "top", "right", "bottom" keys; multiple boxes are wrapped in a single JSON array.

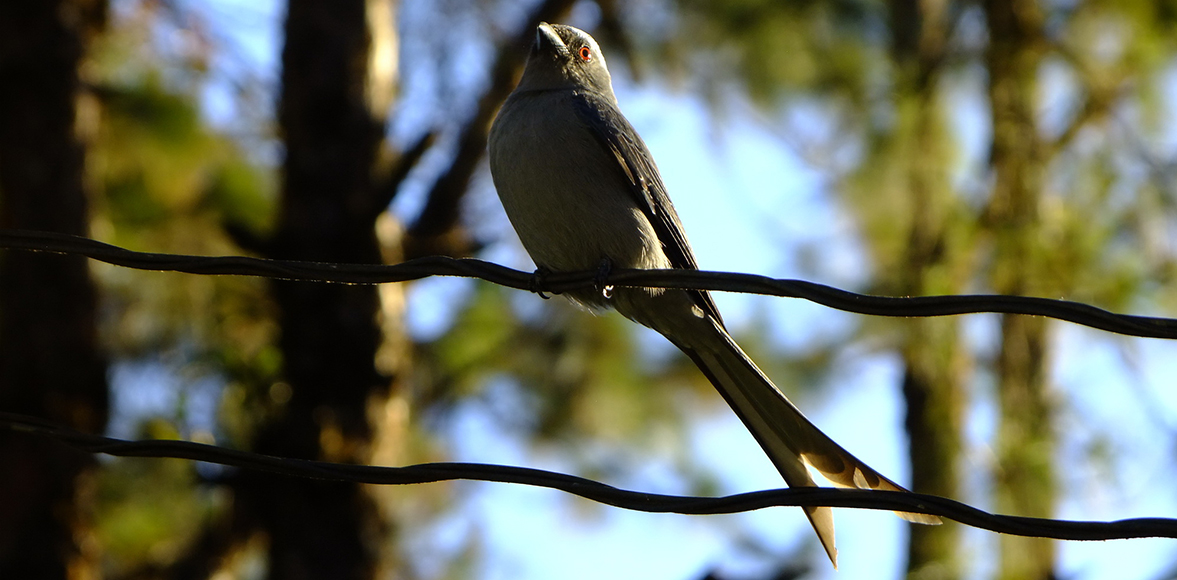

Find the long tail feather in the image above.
[
  {"left": 670, "top": 317, "right": 941, "bottom": 567},
  {"left": 614, "top": 289, "right": 939, "bottom": 566}
]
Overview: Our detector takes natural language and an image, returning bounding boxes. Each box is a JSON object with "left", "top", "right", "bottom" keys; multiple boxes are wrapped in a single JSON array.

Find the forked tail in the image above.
[{"left": 673, "top": 319, "right": 941, "bottom": 567}]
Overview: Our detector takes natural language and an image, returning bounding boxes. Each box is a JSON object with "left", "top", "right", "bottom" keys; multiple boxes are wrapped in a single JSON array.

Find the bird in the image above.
[{"left": 487, "top": 22, "right": 940, "bottom": 567}]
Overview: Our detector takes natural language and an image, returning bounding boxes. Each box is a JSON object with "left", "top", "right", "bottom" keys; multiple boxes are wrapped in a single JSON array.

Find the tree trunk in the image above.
[
  {"left": 896, "top": 90, "right": 967, "bottom": 580},
  {"left": 231, "top": 1, "right": 401, "bottom": 578},
  {"left": 0, "top": 1, "right": 109, "bottom": 578},
  {"left": 984, "top": 1, "right": 1056, "bottom": 578},
  {"left": 886, "top": 1, "right": 967, "bottom": 577}
]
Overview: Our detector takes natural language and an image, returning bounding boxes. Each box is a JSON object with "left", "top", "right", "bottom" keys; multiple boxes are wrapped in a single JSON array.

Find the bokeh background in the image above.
[{"left": 3, "top": 0, "right": 1177, "bottom": 579}]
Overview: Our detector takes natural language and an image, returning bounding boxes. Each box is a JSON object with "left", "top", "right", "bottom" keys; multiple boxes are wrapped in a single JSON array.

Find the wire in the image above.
[
  {"left": 4, "top": 231, "right": 1176, "bottom": 542},
  {"left": 1, "top": 412, "right": 1172, "bottom": 542},
  {"left": 3, "top": 229, "right": 1177, "bottom": 338}
]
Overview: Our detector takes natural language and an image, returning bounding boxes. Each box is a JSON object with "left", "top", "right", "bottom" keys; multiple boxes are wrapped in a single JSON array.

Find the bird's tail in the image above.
[{"left": 672, "top": 318, "right": 941, "bottom": 567}]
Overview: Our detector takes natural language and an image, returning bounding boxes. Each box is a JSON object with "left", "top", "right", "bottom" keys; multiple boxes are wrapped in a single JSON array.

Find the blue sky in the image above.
[{"left": 112, "top": 0, "right": 1177, "bottom": 578}]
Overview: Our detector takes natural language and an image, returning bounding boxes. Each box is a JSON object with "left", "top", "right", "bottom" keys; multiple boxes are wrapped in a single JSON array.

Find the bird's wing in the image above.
[{"left": 570, "top": 90, "right": 724, "bottom": 326}]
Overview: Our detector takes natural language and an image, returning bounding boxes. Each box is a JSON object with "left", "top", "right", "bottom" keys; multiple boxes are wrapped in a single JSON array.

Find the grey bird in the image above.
[{"left": 488, "top": 22, "right": 940, "bottom": 566}]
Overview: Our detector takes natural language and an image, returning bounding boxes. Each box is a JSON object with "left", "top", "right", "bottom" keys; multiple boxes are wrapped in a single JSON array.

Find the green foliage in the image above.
[
  {"left": 669, "top": 0, "right": 885, "bottom": 106},
  {"left": 67, "top": 0, "right": 1177, "bottom": 577},
  {"left": 94, "top": 420, "right": 225, "bottom": 576},
  {"left": 419, "top": 283, "right": 698, "bottom": 448},
  {"left": 647, "top": 0, "right": 1177, "bottom": 574},
  {"left": 81, "top": 4, "right": 282, "bottom": 571},
  {"left": 86, "top": 3, "right": 277, "bottom": 376}
]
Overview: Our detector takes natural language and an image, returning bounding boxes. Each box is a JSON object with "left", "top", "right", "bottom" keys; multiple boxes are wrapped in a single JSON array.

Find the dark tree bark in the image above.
[
  {"left": 984, "top": 1, "right": 1056, "bottom": 579},
  {"left": 231, "top": 1, "right": 399, "bottom": 578},
  {"left": 180, "top": 2, "right": 576, "bottom": 577},
  {"left": 0, "top": 0, "right": 110, "bottom": 578}
]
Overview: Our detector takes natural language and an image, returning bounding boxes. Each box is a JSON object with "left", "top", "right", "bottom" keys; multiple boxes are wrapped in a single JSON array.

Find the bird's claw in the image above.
[
  {"left": 529, "top": 267, "right": 552, "bottom": 299},
  {"left": 595, "top": 259, "right": 614, "bottom": 300}
]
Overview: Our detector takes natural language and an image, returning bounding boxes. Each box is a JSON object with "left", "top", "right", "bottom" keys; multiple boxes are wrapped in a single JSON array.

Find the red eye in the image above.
[{"left": 578, "top": 46, "right": 592, "bottom": 61}]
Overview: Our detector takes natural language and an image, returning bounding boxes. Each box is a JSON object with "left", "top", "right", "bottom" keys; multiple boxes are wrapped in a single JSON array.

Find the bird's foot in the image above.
[
  {"left": 529, "top": 266, "right": 553, "bottom": 299},
  {"left": 595, "top": 259, "right": 614, "bottom": 300}
]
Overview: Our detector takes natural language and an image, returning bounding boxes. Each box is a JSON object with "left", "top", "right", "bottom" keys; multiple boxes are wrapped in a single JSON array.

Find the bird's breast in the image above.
[{"left": 489, "top": 91, "right": 669, "bottom": 274}]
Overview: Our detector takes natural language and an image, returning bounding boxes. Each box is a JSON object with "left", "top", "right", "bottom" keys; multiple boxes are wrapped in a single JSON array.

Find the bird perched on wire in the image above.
[{"left": 488, "top": 22, "right": 940, "bottom": 566}]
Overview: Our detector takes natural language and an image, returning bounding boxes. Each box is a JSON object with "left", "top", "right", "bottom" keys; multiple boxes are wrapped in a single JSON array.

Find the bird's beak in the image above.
[{"left": 535, "top": 22, "right": 566, "bottom": 55}]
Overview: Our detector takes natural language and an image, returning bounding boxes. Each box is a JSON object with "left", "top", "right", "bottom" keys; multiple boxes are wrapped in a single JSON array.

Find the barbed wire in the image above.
[
  {"left": 3, "top": 229, "right": 1177, "bottom": 338},
  {"left": 1, "top": 412, "right": 1172, "bottom": 542}
]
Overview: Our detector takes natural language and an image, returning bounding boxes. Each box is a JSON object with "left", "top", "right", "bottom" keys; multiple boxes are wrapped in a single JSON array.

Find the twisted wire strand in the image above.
[
  {"left": 3, "top": 229, "right": 1176, "bottom": 338},
  {"left": 1, "top": 412, "right": 1172, "bottom": 542}
]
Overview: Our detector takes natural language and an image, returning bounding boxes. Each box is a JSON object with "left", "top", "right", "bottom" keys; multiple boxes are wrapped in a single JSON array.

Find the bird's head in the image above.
[{"left": 516, "top": 23, "right": 615, "bottom": 98}]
